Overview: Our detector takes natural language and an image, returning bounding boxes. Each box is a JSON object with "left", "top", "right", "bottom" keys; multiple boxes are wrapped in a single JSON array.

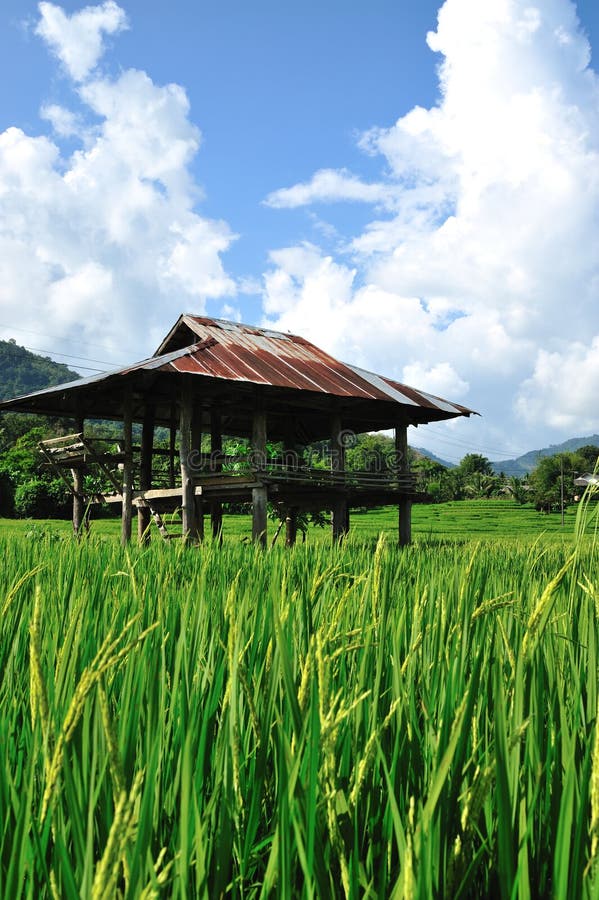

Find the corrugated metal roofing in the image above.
[
  {"left": 0, "top": 314, "right": 476, "bottom": 421},
  {"left": 150, "top": 315, "right": 475, "bottom": 416}
]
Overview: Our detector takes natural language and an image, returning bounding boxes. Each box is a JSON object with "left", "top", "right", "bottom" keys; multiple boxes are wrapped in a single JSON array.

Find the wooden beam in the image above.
[
  {"left": 192, "top": 402, "right": 204, "bottom": 542},
  {"left": 72, "top": 467, "right": 85, "bottom": 537},
  {"left": 251, "top": 405, "right": 268, "bottom": 546},
  {"left": 71, "top": 415, "right": 85, "bottom": 537},
  {"left": 138, "top": 403, "right": 155, "bottom": 544},
  {"left": 395, "top": 423, "right": 412, "bottom": 546},
  {"left": 210, "top": 408, "right": 223, "bottom": 542},
  {"left": 121, "top": 395, "right": 133, "bottom": 546},
  {"left": 285, "top": 507, "right": 298, "bottom": 547},
  {"left": 180, "top": 382, "right": 198, "bottom": 543},
  {"left": 169, "top": 405, "right": 177, "bottom": 489},
  {"left": 330, "top": 412, "right": 349, "bottom": 543}
]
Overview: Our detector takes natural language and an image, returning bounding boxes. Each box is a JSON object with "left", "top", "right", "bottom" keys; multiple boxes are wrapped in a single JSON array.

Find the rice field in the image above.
[{"left": 1, "top": 497, "right": 599, "bottom": 897}]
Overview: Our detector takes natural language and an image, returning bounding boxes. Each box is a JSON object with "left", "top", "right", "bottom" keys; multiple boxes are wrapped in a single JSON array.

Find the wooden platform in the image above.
[
  {"left": 39, "top": 430, "right": 419, "bottom": 545},
  {"left": 100, "top": 469, "right": 423, "bottom": 513}
]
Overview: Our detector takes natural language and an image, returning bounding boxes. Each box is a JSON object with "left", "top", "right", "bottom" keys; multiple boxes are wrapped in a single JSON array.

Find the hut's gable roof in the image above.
[
  {"left": 150, "top": 315, "right": 473, "bottom": 414},
  {"left": 0, "top": 315, "right": 477, "bottom": 430}
]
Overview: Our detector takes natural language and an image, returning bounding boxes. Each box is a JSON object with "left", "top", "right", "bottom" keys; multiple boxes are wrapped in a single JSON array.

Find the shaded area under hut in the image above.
[{"left": 0, "top": 315, "right": 477, "bottom": 546}]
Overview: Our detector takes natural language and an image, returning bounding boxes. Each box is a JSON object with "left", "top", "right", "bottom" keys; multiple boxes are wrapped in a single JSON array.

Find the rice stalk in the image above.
[{"left": 90, "top": 770, "right": 144, "bottom": 899}]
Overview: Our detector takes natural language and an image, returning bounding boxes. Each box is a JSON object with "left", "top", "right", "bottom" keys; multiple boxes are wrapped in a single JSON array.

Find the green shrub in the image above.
[{"left": 13, "top": 477, "right": 70, "bottom": 518}]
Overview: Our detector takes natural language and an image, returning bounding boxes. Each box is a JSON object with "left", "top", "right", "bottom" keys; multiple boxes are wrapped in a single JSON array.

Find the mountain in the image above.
[
  {"left": 413, "top": 436, "right": 599, "bottom": 476},
  {"left": 411, "top": 446, "right": 454, "bottom": 468},
  {"left": 489, "top": 435, "right": 599, "bottom": 476},
  {"left": 0, "top": 339, "right": 80, "bottom": 402}
]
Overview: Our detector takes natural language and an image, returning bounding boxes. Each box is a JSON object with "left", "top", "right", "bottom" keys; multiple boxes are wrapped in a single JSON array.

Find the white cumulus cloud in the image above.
[
  {"left": 0, "top": 3, "right": 236, "bottom": 364},
  {"left": 264, "top": 168, "right": 396, "bottom": 210},
  {"left": 261, "top": 0, "right": 599, "bottom": 459},
  {"left": 35, "top": 1, "right": 128, "bottom": 82}
]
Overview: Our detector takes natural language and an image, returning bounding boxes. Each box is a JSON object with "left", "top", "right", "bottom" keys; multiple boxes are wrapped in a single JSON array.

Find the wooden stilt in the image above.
[
  {"left": 169, "top": 407, "right": 177, "bottom": 489},
  {"left": 395, "top": 423, "right": 412, "bottom": 546},
  {"left": 192, "top": 403, "right": 204, "bottom": 542},
  {"left": 252, "top": 485, "right": 267, "bottom": 545},
  {"left": 71, "top": 414, "right": 85, "bottom": 537},
  {"left": 330, "top": 412, "right": 348, "bottom": 543},
  {"left": 72, "top": 467, "right": 85, "bottom": 536},
  {"left": 138, "top": 403, "right": 155, "bottom": 544},
  {"left": 252, "top": 406, "right": 267, "bottom": 546},
  {"left": 210, "top": 409, "right": 223, "bottom": 542},
  {"left": 285, "top": 507, "right": 298, "bottom": 546},
  {"left": 180, "top": 382, "right": 198, "bottom": 543},
  {"left": 121, "top": 396, "right": 133, "bottom": 546}
]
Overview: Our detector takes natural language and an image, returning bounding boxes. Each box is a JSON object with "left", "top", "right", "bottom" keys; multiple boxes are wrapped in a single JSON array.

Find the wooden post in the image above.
[
  {"left": 180, "top": 382, "right": 198, "bottom": 543},
  {"left": 252, "top": 405, "right": 268, "bottom": 546},
  {"left": 72, "top": 415, "right": 85, "bottom": 537},
  {"left": 121, "top": 395, "right": 133, "bottom": 546},
  {"left": 330, "top": 412, "right": 348, "bottom": 543},
  {"left": 191, "top": 403, "right": 204, "bottom": 542},
  {"left": 72, "top": 467, "right": 85, "bottom": 537},
  {"left": 210, "top": 408, "right": 223, "bottom": 542},
  {"left": 282, "top": 433, "right": 298, "bottom": 546},
  {"left": 285, "top": 508, "right": 298, "bottom": 546},
  {"left": 395, "top": 423, "right": 412, "bottom": 546},
  {"left": 168, "top": 406, "right": 177, "bottom": 489},
  {"left": 138, "top": 403, "right": 155, "bottom": 544}
]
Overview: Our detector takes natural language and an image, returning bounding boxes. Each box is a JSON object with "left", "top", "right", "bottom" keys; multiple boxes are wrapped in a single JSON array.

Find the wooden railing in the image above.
[
  {"left": 196, "top": 462, "right": 421, "bottom": 493},
  {"left": 39, "top": 437, "right": 423, "bottom": 497}
]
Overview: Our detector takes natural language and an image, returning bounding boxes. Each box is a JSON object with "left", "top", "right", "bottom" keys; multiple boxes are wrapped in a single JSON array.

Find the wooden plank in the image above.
[
  {"left": 121, "top": 395, "right": 133, "bottom": 546},
  {"left": 71, "top": 467, "right": 85, "bottom": 536},
  {"left": 68, "top": 436, "right": 124, "bottom": 493},
  {"left": 136, "top": 498, "right": 171, "bottom": 540},
  {"left": 252, "top": 405, "right": 267, "bottom": 545},
  {"left": 396, "top": 423, "right": 412, "bottom": 546},
  {"left": 210, "top": 408, "right": 223, "bottom": 542},
  {"left": 285, "top": 507, "right": 298, "bottom": 547},
  {"left": 252, "top": 485, "right": 268, "bottom": 545},
  {"left": 40, "top": 432, "right": 82, "bottom": 446},
  {"left": 105, "top": 486, "right": 203, "bottom": 504},
  {"left": 169, "top": 406, "right": 177, "bottom": 488},
  {"left": 179, "top": 382, "right": 197, "bottom": 543},
  {"left": 330, "top": 412, "right": 348, "bottom": 543},
  {"left": 138, "top": 404, "right": 155, "bottom": 544}
]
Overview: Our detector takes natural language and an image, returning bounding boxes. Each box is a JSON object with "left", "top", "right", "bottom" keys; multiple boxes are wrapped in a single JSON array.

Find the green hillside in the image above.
[
  {"left": 490, "top": 434, "right": 599, "bottom": 476},
  {"left": 0, "top": 339, "right": 80, "bottom": 402}
]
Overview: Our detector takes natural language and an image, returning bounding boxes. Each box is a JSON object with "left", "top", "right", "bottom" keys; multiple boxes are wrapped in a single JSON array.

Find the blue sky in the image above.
[
  {"left": 0, "top": 1, "right": 446, "bottom": 301},
  {"left": 0, "top": 1, "right": 598, "bottom": 462}
]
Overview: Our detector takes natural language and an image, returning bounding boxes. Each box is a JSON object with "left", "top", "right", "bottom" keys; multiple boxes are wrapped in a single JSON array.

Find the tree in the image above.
[
  {"left": 0, "top": 426, "right": 71, "bottom": 517},
  {"left": 456, "top": 453, "right": 494, "bottom": 477},
  {"left": 463, "top": 472, "right": 502, "bottom": 499},
  {"left": 529, "top": 453, "right": 576, "bottom": 513},
  {"left": 572, "top": 445, "right": 599, "bottom": 474},
  {"left": 345, "top": 433, "right": 395, "bottom": 473},
  {"left": 506, "top": 476, "right": 529, "bottom": 505}
]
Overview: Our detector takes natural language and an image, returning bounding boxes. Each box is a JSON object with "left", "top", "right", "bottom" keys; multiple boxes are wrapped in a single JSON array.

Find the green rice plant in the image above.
[{"left": 0, "top": 519, "right": 597, "bottom": 896}]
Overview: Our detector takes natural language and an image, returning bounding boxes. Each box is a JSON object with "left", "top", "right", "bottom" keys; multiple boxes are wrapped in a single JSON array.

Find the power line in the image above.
[
  {"left": 22, "top": 345, "right": 119, "bottom": 368},
  {"left": 26, "top": 359, "right": 104, "bottom": 374},
  {"left": 421, "top": 424, "right": 530, "bottom": 459},
  {"left": 0, "top": 321, "right": 122, "bottom": 355},
  {"left": 1, "top": 326, "right": 126, "bottom": 372}
]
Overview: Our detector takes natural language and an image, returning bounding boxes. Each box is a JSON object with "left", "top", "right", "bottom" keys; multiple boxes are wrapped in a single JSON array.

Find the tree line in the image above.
[{"left": 0, "top": 416, "right": 597, "bottom": 519}]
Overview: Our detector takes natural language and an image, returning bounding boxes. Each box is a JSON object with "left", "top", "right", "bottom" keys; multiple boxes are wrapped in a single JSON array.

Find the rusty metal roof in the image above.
[
  {"left": 0, "top": 315, "right": 476, "bottom": 423},
  {"left": 148, "top": 315, "right": 475, "bottom": 415}
]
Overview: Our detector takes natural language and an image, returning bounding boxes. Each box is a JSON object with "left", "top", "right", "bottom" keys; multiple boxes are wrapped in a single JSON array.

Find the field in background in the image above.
[
  {"left": 1, "top": 495, "right": 598, "bottom": 896},
  {"left": 0, "top": 498, "right": 591, "bottom": 544}
]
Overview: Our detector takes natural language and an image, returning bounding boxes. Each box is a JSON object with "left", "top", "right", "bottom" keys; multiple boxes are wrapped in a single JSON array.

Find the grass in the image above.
[
  {"left": 0, "top": 497, "right": 590, "bottom": 544},
  {"left": 0, "top": 495, "right": 598, "bottom": 896}
]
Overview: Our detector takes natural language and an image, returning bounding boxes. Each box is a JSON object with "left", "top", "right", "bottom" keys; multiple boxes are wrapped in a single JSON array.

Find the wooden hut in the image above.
[{"left": 0, "top": 315, "right": 477, "bottom": 545}]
